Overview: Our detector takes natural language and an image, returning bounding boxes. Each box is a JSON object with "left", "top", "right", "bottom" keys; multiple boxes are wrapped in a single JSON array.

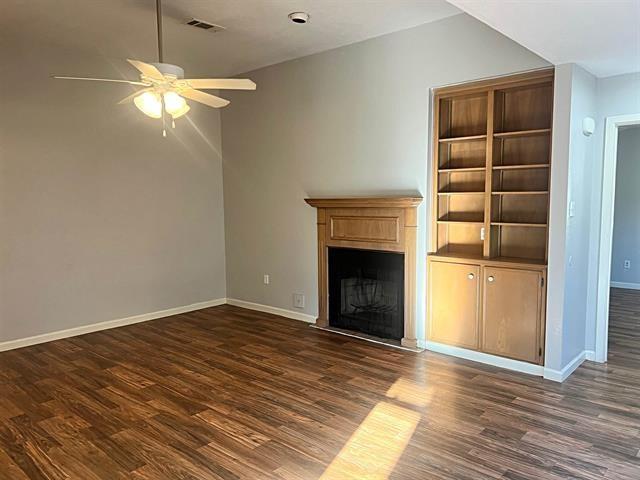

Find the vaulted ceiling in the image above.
[
  {"left": 449, "top": 0, "right": 640, "bottom": 78},
  {"left": 2, "top": 0, "right": 460, "bottom": 77}
]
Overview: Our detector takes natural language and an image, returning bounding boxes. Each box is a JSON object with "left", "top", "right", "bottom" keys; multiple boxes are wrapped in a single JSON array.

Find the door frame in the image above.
[{"left": 594, "top": 113, "right": 640, "bottom": 363}]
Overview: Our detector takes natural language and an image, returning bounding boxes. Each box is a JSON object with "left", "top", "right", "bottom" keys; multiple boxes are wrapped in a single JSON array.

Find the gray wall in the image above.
[
  {"left": 0, "top": 36, "right": 227, "bottom": 343},
  {"left": 611, "top": 126, "right": 640, "bottom": 286},
  {"left": 585, "top": 72, "right": 640, "bottom": 351},
  {"left": 221, "top": 13, "right": 548, "bottom": 342},
  {"left": 560, "top": 65, "right": 597, "bottom": 367}
]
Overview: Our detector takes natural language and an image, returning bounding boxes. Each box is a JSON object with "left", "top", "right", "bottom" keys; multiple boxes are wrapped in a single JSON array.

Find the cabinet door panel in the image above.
[
  {"left": 428, "top": 261, "right": 480, "bottom": 349},
  {"left": 482, "top": 267, "right": 542, "bottom": 363}
]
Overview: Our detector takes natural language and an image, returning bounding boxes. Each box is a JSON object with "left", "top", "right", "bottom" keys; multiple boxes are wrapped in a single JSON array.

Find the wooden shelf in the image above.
[
  {"left": 493, "top": 163, "right": 549, "bottom": 171},
  {"left": 438, "top": 220, "right": 484, "bottom": 226},
  {"left": 438, "top": 214, "right": 484, "bottom": 223},
  {"left": 491, "top": 222, "right": 547, "bottom": 228},
  {"left": 437, "top": 191, "right": 485, "bottom": 196},
  {"left": 492, "top": 191, "right": 549, "bottom": 195},
  {"left": 433, "top": 71, "right": 553, "bottom": 267},
  {"left": 438, "top": 134, "right": 487, "bottom": 143},
  {"left": 493, "top": 128, "right": 550, "bottom": 139},
  {"left": 428, "top": 252, "right": 547, "bottom": 268},
  {"left": 438, "top": 166, "right": 486, "bottom": 173}
]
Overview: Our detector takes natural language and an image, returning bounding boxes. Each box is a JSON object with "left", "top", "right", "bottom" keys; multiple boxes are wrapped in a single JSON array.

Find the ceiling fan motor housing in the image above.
[{"left": 151, "top": 63, "right": 185, "bottom": 79}]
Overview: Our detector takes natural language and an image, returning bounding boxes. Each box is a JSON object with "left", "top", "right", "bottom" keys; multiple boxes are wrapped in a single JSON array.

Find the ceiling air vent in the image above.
[{"left": 185, "top": 18, "right": 225, "bottom": 32}]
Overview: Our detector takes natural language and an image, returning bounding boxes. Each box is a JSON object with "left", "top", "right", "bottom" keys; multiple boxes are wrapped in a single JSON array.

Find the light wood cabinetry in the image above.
[
  {"left": 428, "top": 261, "right": 480, "bottom": 349},
  {"left": 427, "top": 70, "right": 553, "bottom": 366},
  {"left": 482, "top": 267, "right": 544, "bottom": 363}
]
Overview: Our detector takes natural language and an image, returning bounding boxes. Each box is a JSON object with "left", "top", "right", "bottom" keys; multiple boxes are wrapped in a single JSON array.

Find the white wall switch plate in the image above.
[
  {"left": 624, "top": 260, "right": 631, "bottom": 270},
  {"left": 263, "top": 274, "right": 270, "bottom": 285},
  {"left": 293, "top": 293, "right": 305, "bottom": 309},
  {"left": 569, "top": 200, "right": 576, "bottom": 218}
]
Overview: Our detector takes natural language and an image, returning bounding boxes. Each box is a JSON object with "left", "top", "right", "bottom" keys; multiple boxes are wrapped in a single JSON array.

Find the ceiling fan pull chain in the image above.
[{"left": 161, "top": 94, "right": 167, "bottom": 138}]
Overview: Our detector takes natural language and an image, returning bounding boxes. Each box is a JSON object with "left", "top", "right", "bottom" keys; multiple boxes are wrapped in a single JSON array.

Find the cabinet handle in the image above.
[
  {"left": 467, "top": 273, "right": 475, "bottom": 280},
  {"left": 488, "top": 275, "right": 495, "bottom": 283}
]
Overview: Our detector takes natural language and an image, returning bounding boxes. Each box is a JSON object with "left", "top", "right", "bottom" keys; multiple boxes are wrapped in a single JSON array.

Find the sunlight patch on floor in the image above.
[
  {"left": 385, "top": 377, "right": 434, "bottom": 408},
  {"left": 319, "top": 401, "right": 420, "bottom": 480}
]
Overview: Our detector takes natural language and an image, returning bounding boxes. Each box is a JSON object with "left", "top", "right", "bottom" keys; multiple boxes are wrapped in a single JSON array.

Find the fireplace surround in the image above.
[{"left": 305, "top": 196, "right": 422, "bottom": 347}]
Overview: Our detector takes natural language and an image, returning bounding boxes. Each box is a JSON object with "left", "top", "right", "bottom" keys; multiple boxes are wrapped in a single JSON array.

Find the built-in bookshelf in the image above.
[{"left": 431, "top": 70, "right": 554, "bottom": 264}]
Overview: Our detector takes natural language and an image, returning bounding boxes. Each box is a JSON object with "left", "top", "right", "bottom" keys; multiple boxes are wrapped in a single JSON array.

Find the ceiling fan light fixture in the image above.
[
  {"left": 134, "top": 91, "right": 162, "bottom": 118},
  {"left": 170, "top": 103, "right": 190, "bottom": 119},
  {"left": 163, "top": 91, "right": 188, "bottom": 117}
]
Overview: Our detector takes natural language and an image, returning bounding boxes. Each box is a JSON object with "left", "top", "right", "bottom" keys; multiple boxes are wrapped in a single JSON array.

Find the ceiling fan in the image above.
[{"left": 52, "top": 0, "right": 256, "bottom": 136}]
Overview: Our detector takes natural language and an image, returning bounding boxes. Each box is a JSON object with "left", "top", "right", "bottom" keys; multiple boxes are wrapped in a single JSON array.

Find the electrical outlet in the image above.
[
  {"left": 293, "top": 293, "right": 305, "bottom": 309},
  {"left": 624, "top": 260, "right": 631, "bottom": 270},
  {"left": 263, "top": 274, "right": 270, "bottom": 285}
]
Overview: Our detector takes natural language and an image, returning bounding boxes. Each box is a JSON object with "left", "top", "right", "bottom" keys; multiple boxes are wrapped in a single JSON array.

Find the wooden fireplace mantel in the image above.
[{"left": 305, "top": 196, "right": 423, "bottom": 348}]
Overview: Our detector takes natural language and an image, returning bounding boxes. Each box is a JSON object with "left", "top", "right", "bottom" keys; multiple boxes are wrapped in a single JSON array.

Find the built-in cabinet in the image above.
[
  {"left": 427, "top": 261, "right": 480, "bottom": 350},
  {"left": 427, "top": 69, "right": 553, "bottom": 366},
  {"left": 482, "top": 267, "right": 544, "bottom": 363}
]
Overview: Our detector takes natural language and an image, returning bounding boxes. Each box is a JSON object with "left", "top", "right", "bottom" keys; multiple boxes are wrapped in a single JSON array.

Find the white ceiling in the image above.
[
  {"left": 2, "top": 0, "right": 460, "bottom": 77},
  {"left": 448, "top": 0, "right": 640, "bottom": 78}
]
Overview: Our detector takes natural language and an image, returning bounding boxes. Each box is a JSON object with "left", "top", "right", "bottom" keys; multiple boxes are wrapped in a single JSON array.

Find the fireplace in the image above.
[
  {"left": 305, "top": 196, "right": 422, "bottom": 348},
  {"left": 329, "top": 248, "right": 404, "bottom": 340}
]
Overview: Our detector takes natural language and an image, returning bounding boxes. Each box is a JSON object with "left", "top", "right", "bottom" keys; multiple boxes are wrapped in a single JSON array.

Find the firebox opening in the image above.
[{"left": 328, "top": 247, "right": 404, "bottom": 341}]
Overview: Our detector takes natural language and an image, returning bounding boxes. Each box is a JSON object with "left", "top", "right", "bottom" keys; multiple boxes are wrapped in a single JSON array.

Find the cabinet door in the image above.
[
  {"left": 482, "top": 267, "right": 543, "bottom": 363},
  {"left": 428, "top": 261, "right": 480, "bottom": 349}
]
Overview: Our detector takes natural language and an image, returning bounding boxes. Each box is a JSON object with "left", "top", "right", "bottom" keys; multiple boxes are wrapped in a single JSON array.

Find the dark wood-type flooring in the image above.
[{"left": 1, "top": 289, "right": 639, "bottom": 479}]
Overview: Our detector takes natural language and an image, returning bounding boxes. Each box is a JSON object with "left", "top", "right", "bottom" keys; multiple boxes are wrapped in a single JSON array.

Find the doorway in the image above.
[{"left": 595, "top": 114, "right": 640, "bottom": 362}]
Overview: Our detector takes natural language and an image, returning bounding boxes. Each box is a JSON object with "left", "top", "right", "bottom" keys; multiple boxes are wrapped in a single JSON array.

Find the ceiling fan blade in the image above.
[
  {"left": 184, "top": 79, "right": 256, "bottom": 90},
  {"left": 126, "top": 59, "right": 164, "bottom": 80},
  {"left": 180, "top": 88, "right": 230, "bottom": 108},
  {"left": 52, "top": 76, "right": 149, "bottom": 86},
  {"left": 117, "top": 88, "right": 150, "bottom": 104}
]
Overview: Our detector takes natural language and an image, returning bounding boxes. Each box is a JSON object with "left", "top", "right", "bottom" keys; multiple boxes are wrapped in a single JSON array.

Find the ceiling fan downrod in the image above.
[
  {"left": 156, "top": 0, "right": 166, "bottom": 137},
  {"left": 156, "top": 0, "right": 164, "bottom": 63}
]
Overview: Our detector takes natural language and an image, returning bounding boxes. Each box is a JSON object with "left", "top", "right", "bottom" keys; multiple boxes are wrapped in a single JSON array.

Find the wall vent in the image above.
[{"left": 185, "top": 19, "right": 225, "bottom": 32}]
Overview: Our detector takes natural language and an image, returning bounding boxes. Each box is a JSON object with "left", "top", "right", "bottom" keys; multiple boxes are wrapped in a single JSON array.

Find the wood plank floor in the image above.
[{"left": 1, "top": 290, "right": 639, "bottom": 479}]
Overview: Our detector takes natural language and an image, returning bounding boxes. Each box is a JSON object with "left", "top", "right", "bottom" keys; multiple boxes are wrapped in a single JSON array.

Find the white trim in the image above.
[
  {"left": 543, "top": 350, "right": 587, "bottom": 382},
  {"left": 595, "top": 113, "right": 640, "bottom": 363},
  {"left": 226, "top": 298, "right": 316, "bottom": 323},
  {"left": 0, "top": 298, "right": 227, "bottom": 352},
  {"left": 425, "top": 341, "right": 544, "bottom": 376},
  {"left": 585, "top": 350, "right": 596, "bottom": 361},
  {"left": 610, "top": 281, "right": 640, "bottom": 290},
  {"left": 310, "top": 325, "right": 420, "bottom": 352}
]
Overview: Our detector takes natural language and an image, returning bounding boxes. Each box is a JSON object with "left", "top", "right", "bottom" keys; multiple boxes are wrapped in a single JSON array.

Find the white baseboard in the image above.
[
  {"left": 585, "top": 350, "right": 596, "bottom": 361},
  {"left": 610, "top": 281, "right": 640, "bottom": 290},
  {"left": 0, "top": 298, "right": 227, "bottom": 352},
  {"left": 425, "top": 341, "right": 544, "bottom": 377},
  {"left": 226, "top": 298, "right": 316, "bottom": 323},
  {"left": 543, "top": 350, "right": 586, "bottom": 382}
]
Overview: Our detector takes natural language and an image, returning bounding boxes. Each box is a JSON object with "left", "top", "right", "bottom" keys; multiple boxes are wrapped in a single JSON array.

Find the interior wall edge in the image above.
[
  {"left": 0, "top": 298, "right": 227, "bottom": 352},
  {"left": 425, "top": 341, "right": 545, "bottom": 377},
  {"left": 543, "top": 349, "right": 587, "bottom": 382},
  {"left": 610, "top": 282, "right": 640, "bottom": 291},
  {"left": 226, "top": 298, "right": 316, "bottom": 323}
]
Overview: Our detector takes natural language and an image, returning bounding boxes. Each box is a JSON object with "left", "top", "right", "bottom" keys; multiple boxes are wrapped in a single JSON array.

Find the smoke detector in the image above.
[{"left": 288, "top": 12, "right": 309, "bottom": 24}]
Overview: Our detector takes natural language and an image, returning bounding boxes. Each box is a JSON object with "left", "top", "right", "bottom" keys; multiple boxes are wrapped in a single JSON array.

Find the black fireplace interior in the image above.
[{"left": 328, "top": 247, "right": 404, "bottom": 340}]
